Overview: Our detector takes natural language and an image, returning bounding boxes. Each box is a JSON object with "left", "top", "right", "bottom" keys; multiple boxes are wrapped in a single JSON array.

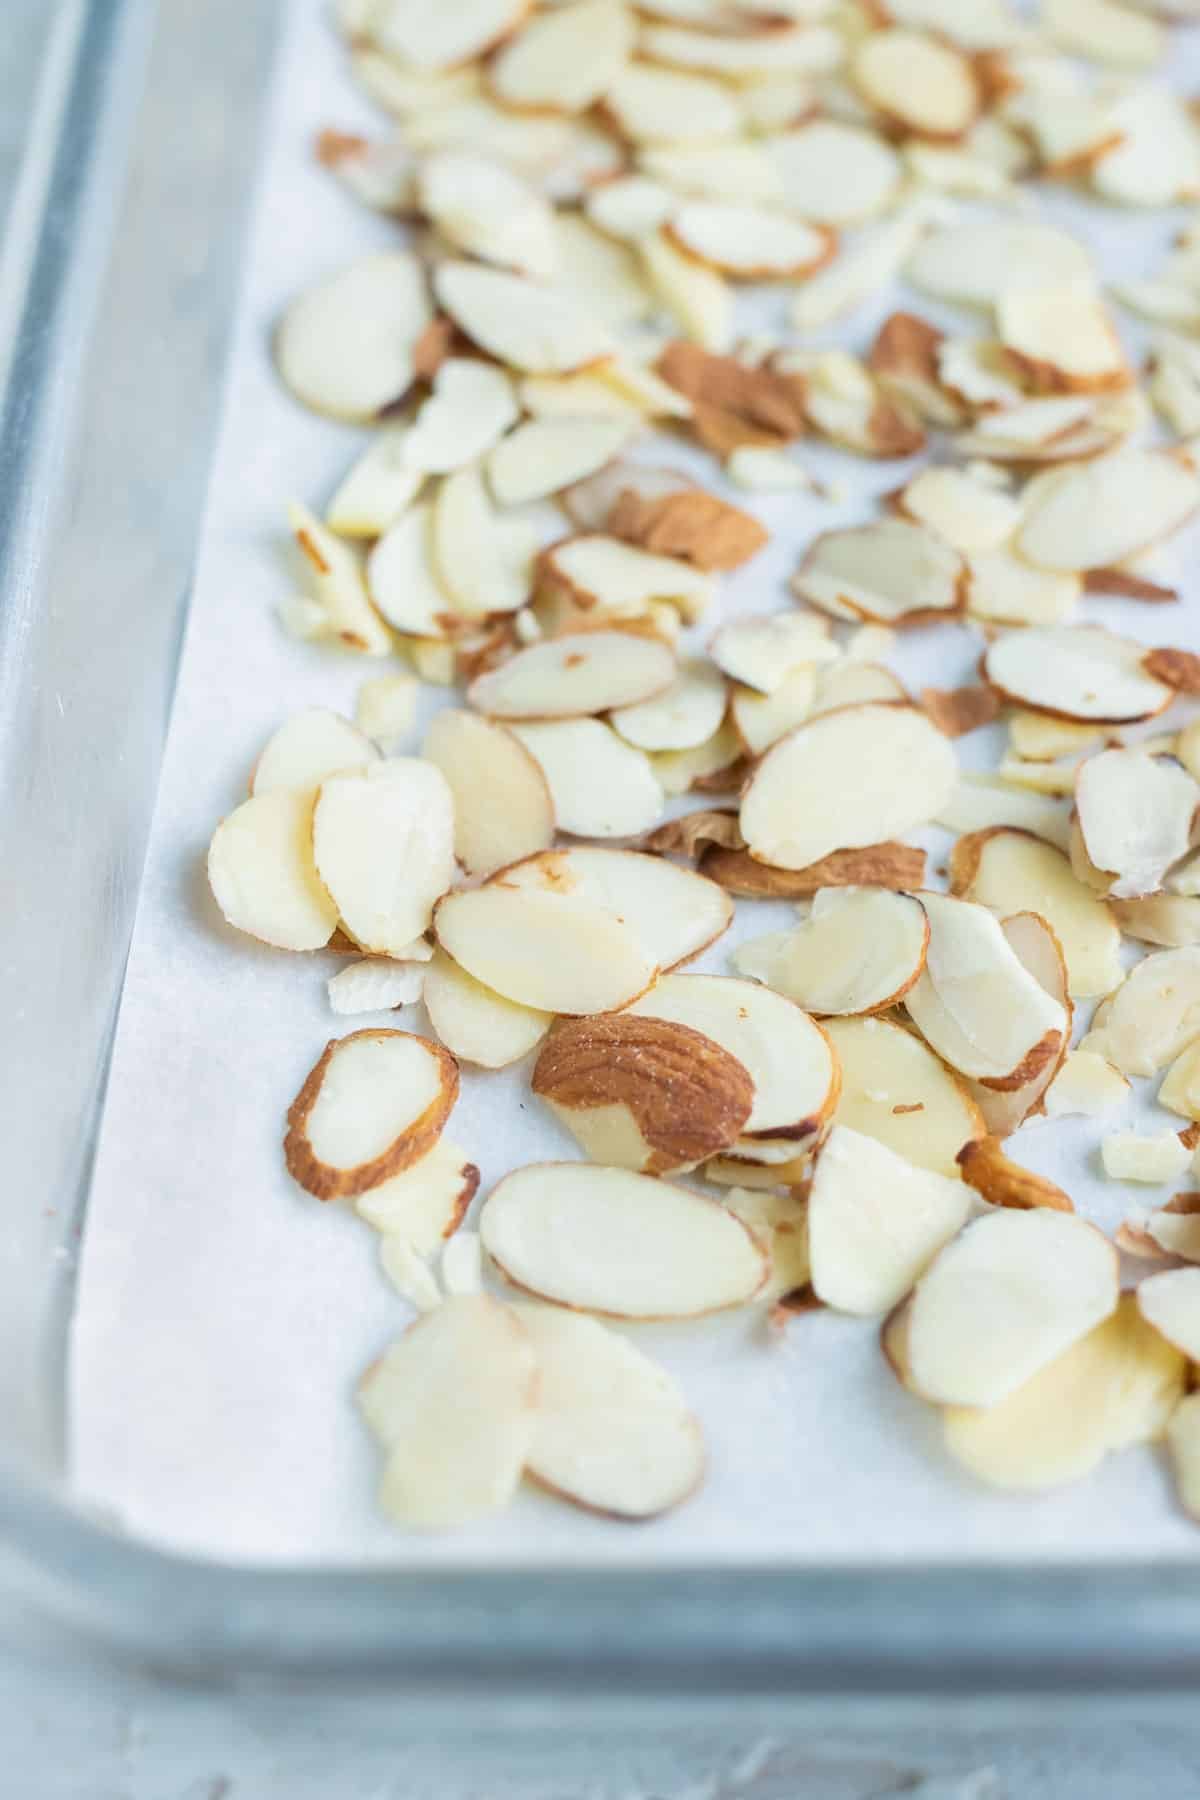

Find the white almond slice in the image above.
[
  {"left": 1044, "top": 1049, "right": 1130, "bottom": 1119},
  {"left": 359, "top": 1295, "right": 537, "bottom": 1530},
  {"left": 208, "top": 789, "right": 338, "bottom": 952},
  {"left": 356, "top": 674, "right": 419, "bottom": 752},
  {"left": 765, "top": 121, "right": 901, "bottom": 224},
  {"left": 949, "top": 827, "right": 1123, "bottom": 1000},
  {"left": 793, "top": 521, "right": 964, "bottom": 627},
  {"left": 467, "top": 630, "right": 675, "bottom": 719},
  {"left": 789, "top": 202, "right": 936, "bottom": 331},
  {"left": 515, "top": 1305, "right": 704, "bottom": 1519},
  {"left": 638, "top": 141, "right": 781, "bottom": 204},
  {"left": 1017, "top": 448, "right": 1200, "bottom": 575},
  {"left": 734, "top": 889, "right": 929, "bottom": 1019},
  {"left": 276, "top": 253, "right": 430, "bottom": 422},
  {"left": 729, "top": 668, "right": 817, "bottom": 758},
  {"left": 486, "top": 0, "right": 634, "bottom": 112},
  {"left": 938, "top": 337, "right": 1026, "bottom": 410},
  {"left": 809, "top": 1126, "right": 971, "bottom": 1316},
  {"left": 740, "top": 703, "right": 957, "bottom": 872},
  {"left": 725, "top": 447, "right": 817, "bottom": 492},
  {"left": 709, "top": 614, "right": 837, "bottom": 695},
  {"left": 433, "top": 466, "right": 539, "bottom": 619},
  {"left": 355, "top": 1138, "right": 479, "bottom": 1249},
  {"left": 882, "top": 0, "right": 1031, "bottom": 48},
  {"left": 852, "top": 28, "right": 979, "bottom": 140},
  {"left": 422, "top": 948, "right": 551, "bottom": 1067},
  {"left": 808, "top": 661, "right": 909, "bottom": 721},
  {"left": 905, "top": 892, "right": 1067, "bottom": 1090},
  {"left": 627, "top": 972, "right": 839, "bottom": 1148},
  {"left": 958, "top": 911, "right": 1071, "bottom": 1140},
  {"left": 327, "top": 957, "right": 424, "bottom": 1016},
  {"left": 1093, "top": 90, "right": 1200, "bottom": 209},
  {"left": 641, "top": 21, "right": 842, "bottom": 79},
  {"left": 721, "top": 1187, "right": 810, "bottom": 1302},
  {"left": 285, "top": 1028, "right": 458, "bottom": 1200},
  {"left": 667, "top": 203, "right": 832, "bottom": 282},
  {"left": 318, "top": 131, "right": 415, "bottom": 215},
  {"left": 639, "top": 230, "right": 734, "bottom": 352},
  {"left": 906, "top": 1209, "right": 1119, "bottom": 1407},
  {"left": 418, "top": 150, "right": 557, "bottom": 278},
  {"left": 365, "top": 504, "right": 456, "bottom": 639},
  {"left": 1137, "top": 1268, "right": 1200, "bottom": 1362},
  {"left": 1080, "top": 947, "right": 1200, "bottom": 1076},
  {"left": 488, "top": 418, "right": 634, "bottom": 509},
  {"left": 652, "top": 718, "right": 745, "bottom": 796},
  {"left": 1114, "top": 895, "right": 1200, "bottom": 948},
  {"left": 539, "top": 536, "right": 715, "bottom": 624},
  {"left": 327, "top": 429, "right": 423, "bottom": 538},
  {"left": 433, "top": 261, "right": 613, "bottom": 376},
  {"left": 908, "top": 220, "right": 1093, "bottom": 308},
  {"left": 289, "top": 503, "right": 391, "bottom": 656},
  {"left": 480, "top": 1164, "right": 766, "bottom": 1318},
  {"left": 511, "top": 719, "right": 663, "bottom": 838},
  {"left": 1143, "top": 1203, "right": 1200, "bottom": 1263},
  {"left": 370, "top": 0, "right": 528, "bottom": 68},
  {"left": 982, "top": 625, "right": 1172, "bottom": 724},
  {"left": 966, "top": 549, "right": 1081, "bottom": 628},
  {"left": 434, "top": 886, "right": 656, "bottom": 1015},
  {"left": 825, "top": 1015, "right": 983, "bottom": 1180},
  {"left": 500, "top": 846, "right": 732, "bottom": 970},
  {"left": 277, "top": 593, "right": 333, "bottom": 643},
  {"left": 348, "top": 48, "right": 481, "bottom": 117},
  {"left": 422, "top": 709, "right": 554, "bottom": 876},
  {"left": 312, "top": 760, "right": 456, "bottom": 956},
  {"left": 1008, "top": 712, "right": 1102, "bottom": 765},
  {"left": 251, "top": 709, "right": 379, "bottom": 797},
  {"left": 1168, "top": 1392, "right": 1200, "bottom": 1522},
  {"left": 943, "top": 1295, "right": 1186, "bottom": 1492},
  {"left": 610, "top": 658, "right": 727, "bottom": 752},
  {"left": 518, "top": 371, "right": 640, "bottom": 422},
  {"left": 1045, "top": 0, "right": 1164, "bottom": 67},
  {"left": 585, "top": 176, "right": 676, "bottom": 244},
  {"left": 1075, "top": 749, "right": 1200, "bottom": 900},
  {"left": 441, "top": 1228, "right": 482, "bottom": 1296},
  {"left": 936, "top": 777, "right": 1071, "bottom": 853},
  {"left": 739, "top": 72, "right": 819, "bottom": 134},
  {"left": 997, "top": 281, "right": 1128, "bottom": 393},
  {"left": 402, "top": 361, "right": 518, "bottom": 475},
  {"left": 1102, "top": 1129, "right": 1191, "bottom": 1185},
  {"left": 379, "top": 1238, "right": 442, "bottom": 1312},
  {"left": 904, "top": 140, "right": 1015, "bottom": 199},
  {"left": 604, "top": 64, "right": 741, "bottom": 145},
  {"left": 550, "top": 214, "right": 655, "bottom": 331},
  {"left": 900, "top": 467, "right": 1022, "bottom": 553}
]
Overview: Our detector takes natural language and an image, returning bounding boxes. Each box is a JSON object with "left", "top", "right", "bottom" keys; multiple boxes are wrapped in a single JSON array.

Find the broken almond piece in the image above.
[
  {"left": 709, "top": 614, "right": 837, "bottom": 695},
  {"left": 655, "top": 340, "right": 807, "bottom": 441},
  {"left": 734, "top": 888, "right": 928, "bottom": 1019},
  {"left": 532, "top": 1012, "right": 754, "bottom": 1174},
  {"left": 480, "top": 1163, "right": 766, "bottom": 1318},
  {"left": 1044, "top": 1050, "right": 1130, "bottom": 1119},
  {"left": 606, "top": 489, "right": 767, "bottom": 574},
  {"left": 515, "top": 1305, "right": 705, "bottom": 1520},
  {"left": 511, "top": 719, "right": 663, "bottom": 838},
  {"left": 906, "top": 1208, "right": 1119, "bottom": 1407},
  {"left": 468, "top": 630, "right": 676, "bottom": 719},
  {"left": 982, "top": 625, "right": 1173, "bottom": 724},
  {"left": 276, "top": 251, "right": 431, "bottom": 422},
  {"left": 434, "top": 886, "right": 655, "bottom": 1016},
  {"left": 327, "top": 957, "right": 424, "bottom": 1016},
  {"left": 960, "top": 911, "right": 1072, "bottom": 1140},
  {"left": 285, "top": 1028, "right": 458, "bottom": 1201},
  {"left": 740, "top": 703, "right": 957, "bottom": 872},
  {"left": 957, "top": 1136, "right": 1073, "bottom": 1213},
  {"left": 251, "top": 709, "right": 379, "bottom": 797},
  {"left": 701, "top": 842, "right": 927, "bottom": 899},
  {"left": 610, "top": 658, "right": 727, "bottom": 753},
  {"left": 433, "top": 260, "right": 612, "bottom": 376},
  {"left": 422, "top": 710, "right": 554, "bottom": 878},
  {"left": 422, "top": 948, "right": 550, "bottom": 1069},
  {"left": 905, "top": 892, "right": 1067, "bottom": 1091},
  {"left": 289, "top": 502, "right": 391, "bottom": 655},
  {"left": 537, "top": 535, "right": 715, "bottom": 623},
  {"left": 868, "top": 311, "right": 962, "bottom": 429},
  {"left": 486, "top": 417, "right": 634, "bottom": 508},
  {"left": 921, "top": 685, "right": 1003, "bottom": 739},
  {"left": 326, "top": 429, "right": 423, "bottom": 539},
  {"left": 1017, "top": 447, "right": 1200, "bottom": 575},
  {"left": 825, "top": 1014, "right": 984, "bottom": 1180},
  {"left": 667, "top": 203, "right": 834, "bottom": 283},
  {"left": 943, "top": 1294, "right": 1186, "bottom": 1492},
  {"left": 1101, "top": 1131, "right": 1192, "bottom": 1185},
  {"left": 356, "top": 675, "right": 418, "bottom": 752},
  {"left": 853, "top": 28, "right": 979, "bottom": 141},
  {"left": 359, "top": 1295, "right": 537, "bottom": 1530},
  {"left": 1080, "top": 947, "right": 1200, "bottom": 1076},
  {"left": 312, "top": 760, "right": 455, "bottom": 956},
  {"left": 207, "top": 789, "right": 339, "bottom": 952},
  {"left": 793, "top": 521, "right": 964, "bottom": 627},
  {"left": 1075, "top": 749, "right": 1200, "bottom": 900},
  {"left": 355, "top": 1138, "right": 479, "bottom": 1251}
]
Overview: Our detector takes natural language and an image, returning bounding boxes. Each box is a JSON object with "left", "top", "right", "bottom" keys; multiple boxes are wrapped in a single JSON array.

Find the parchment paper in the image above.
[{"left": 70, "top": 0, "right": 1200, "bottom": 1564}]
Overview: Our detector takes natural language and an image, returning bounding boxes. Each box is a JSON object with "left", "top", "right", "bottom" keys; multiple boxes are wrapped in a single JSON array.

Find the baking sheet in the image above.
[{"left": 69, "top": 0, "right": 1200, "bottom": 1564}]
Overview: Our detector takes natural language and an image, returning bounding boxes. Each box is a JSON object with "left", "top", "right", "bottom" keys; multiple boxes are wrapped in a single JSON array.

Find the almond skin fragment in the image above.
[
  {"left": 285, "top": 1029, "right": 459, "bottom": 1201},
  {"left": 532, "top": 1013, "right": 755, "bottom": 1175},
  {"left": 606, "top": 489, "right": 767, "bottom": 572},
  {"left": 1144, "top": 647, "right": 1200, "bottom": 696},
  {"left": 957, "top": 1136, "right": 1074, "bottom": 1213},
  {"left": 921, "top": 685, "right": 1004, "bottom": 738},
  {"left": 655, "top": 340, "right": 808, "bottom": 442},
  {"left": 644, "top": 810, "right": 744, "bottom": 860},
  {"left": 700, "top": 842, "right": 927, "bottom": 897}
]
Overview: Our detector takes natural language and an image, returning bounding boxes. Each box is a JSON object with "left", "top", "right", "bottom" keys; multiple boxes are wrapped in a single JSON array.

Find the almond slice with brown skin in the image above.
[
  {"left": 825, "top": 1014, "right": 984, "bottom": 1180},
  {"left": 276, "top": 251, "right": 431, "bottom": 422},
  {"left": 734, "top": 888, "right": 929, "bottom": 1018},
  {"left": 312, "top": 760, "right": 456, "bottom": 956},
  {"left": 1081, "top": 947, "right": 1200, "bottom": 1076},
  {"left": 666, "top": 203, "right": 834, "bottom": 282},
  {"left": 654, "top": 340, "right": 807, "bottom": 440},
  {"left": 467, "top": 630, "right": 676, "bottom": 719},
  {"left": 285, "top": 1029, "right": 459, "bottom": 1201},
  {"left": 422, "top": 709, "right": 554, "bottom": 877},
  {"left": 422, "top": 949, "right": 550, "bottom": 1069},
  {"left": 1016, "top": 447, "right": 1200, "bottom": 574},
  {"left": 610, "top": 658, "right": 728, "bottom": 754},
  {"left": 982, "top": 625, "right": 1174, "bottom": 724},
  {"left": 480, "top": 1163, "right": 766, "bottom": 1318},
  {"left": 207, "top": 789, "right": 339, "bottom": 953},
  {"left": 537, "top": 535, "right": 716, "bottom": 623},
  {"left": 643, "top": 809, "right": 742, "bottom": 861},
  {"left": 433, "top": 260, "right": 613, "bottom": 375},
  {"left": 327, "top": 957, "right": 424, "bottom": 1016},
  {"left": 485, "top": 0, "right": 635, "bottom": 114},
  {"left": 957, "top": 1137, "right": 1073, "bottom": 1213},
  {"left": 853, "top": 28, "right": 980, "bottom": 141},
  {"left": 1075, "top": 748, "right": 1200, "bottom": 900},
  {"left": 487, "top": 417, "right": 635, "bottom": 508},
  {"left": 605, "top": 488, "right": 767, "bottom": 573},
  {"left": 603, "top": 63, "right": 741, "bottom": 145},
  {"left": 920, "top": 685, "right": 1003, "bottom": 738},
  {"left": 532, "top": 1012, "right": 754, "bottom": 1174},
  {"left": 962, "top": 911, "right": 1073, "bottom": 1138},
  {"left": 497, "top": 846, "right": 732, "bottom": 971},
  {"left": 793, "top": 521, "right": 965, "bottom": 627},
  {"left": 998, "top": 281, "right": 1130, "bottom": 395},
  {"left": 701, "top": 842, "right": 928, "bottom": 898},
  {"left": 434, "top": 887, "right": 656, "bottom": 1015},
  {"left": 709, "top": 613, "right": 838, "bottom": 695},
  {"left": 289, "top": 503, "right": 391, "bottom": 655},
  {"left": 355, "top": 1138, "right": 480, "bottom": 1250}
]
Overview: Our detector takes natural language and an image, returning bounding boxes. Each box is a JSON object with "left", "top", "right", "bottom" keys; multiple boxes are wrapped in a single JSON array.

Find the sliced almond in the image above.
[
  {"left": 1045, "top": 0, "right": 1164, "bottom": 67},
  {"left": 808, "top": 1126, "right": 972, "bottom": 1316},
  {"left": 276, "top": 252, "right": 431, "bottom": 422},
  {"left": 327, "top": 957, "right": 424, "bottom": 1016},
  {"left": 1093, "top": 88, "right": 1200, "bottom": 207},
  {"left": 780, "top": 346, "right": 925, "bottom": 460},
  {"left": 486, "top": 0, "right": 634, "bottom": 112},
  {"left": 641, "top": 20, "right": 842, "bottom": 79},
  {"left": 1120, "top": 894, "right": 1200, "bottom": 948},
  {"left": 317, "top": 129, "right": 415, "bottom": 216},
  {"left": 369, "top": 0, "right": 530, "bottom": 69},
  {"left": 639, "top": 140, "right": 783, "bottom": 203},
  {"left": 982, "top": 625, "right": 1173, "bottom": 724},
  {"left": 603, "top": 64, "right": 741, "bottom": 145},
  {"left": 356, "top": 674, "right": 419, "bottom": 753},
  {"left": 1017, "top": 447, "right": 1200, "bottom": 575},
  {"left": 920, "top": 685, "right": 1003, "bottom": 739},
  {"left": 962, "top": 910, "right": 1073, "bottom": 1139},
  {"left": 853, "top": 28, "right": 979, "bottom": 140},
  {"left": 312, "top": 761, "right": 455, "bottom": 956},
  {"left": 949, "top": 826, "right": 1122, "bottom": 999},
  {"left": 906, "top": 1208, "right": 1118, "bottom": 1407},
  {"left": 538, "top": 535, "right": 715, "bottom": 624},
  {"left": 734, "top": 888, "right": 928, "bottom": 1018},
  {"left": 1162, "top": 1041, "right": 1200, "bottom": 1121},
  {"left": 908, "top": 219, "right": 1093, "bottom": 308},
  {"left": 378, "top": 1238, "right": 443, "bottom": 1313},
  {"left": 652, "top": 719, "right": 745, "bottom": 797},
  {"left": 422, "top": 709, "right": 554, "bottom": 877},
  {"left": 942, "top": 1294, "right": 1185, "bottom": 1491},
  {"left": 207, "top": 789, "right": 339, "bottom": 952},
  {"left": 1044, "top": 1049, "right": 1130, "bottom": 1119},
  {"left": 433, "top": 886, "right": 655, "bottom": 1016},
  {"left": 532, "top": 1012, "right": 754, "bottom": 1174},
  {"left": 497, "top": 846, "right": 732, "bottom": 971},
  {"left": 326, "top": 429, "right": 423, "bottom": 538},
  {"left": 355, "top": 1138, "right": 479, "bottom": 1249},
  {"left": 467, "top": 629, "right": 675, "bottom": 720},
  {"left": 709, "top": 614, "right": 837, "bottom": 695},
  {"left": 418, "top": 149, "right": 557, "bottom": 278},
  {"left": 790, "top": 200, "right": 941, "bottom": 331},
  {"left": 1101, "top": 1130, "right": 1191, "bottom": 1185},
  {"left": 1168, "top": 1391, "right": 1200, "bottom": 1522},
  {"left": 422, "top": 948, "right": 550, "bottom": 1068},
  {"left": 1136, "top": 1268, "right": 1200, "bottom": 1365},
  {"left": 289, "top": 503, "right": 391, "bottom": 655},
  {"left": 285, "top": 1028, "right": 458, "bottom": 1201},
  {"left": 724, "top": 446, "right": 818, "bottom": 492},
  {"left": 359, "top": 1295, "right": 537, "bottom": 1530},
  {"left": 876, "top": 0, "right": 1031, "bottom": 51},
  {"left": 510, "top": 719, "right": 663, "bottom": 837},
  {"left": 1008, "top": 711, "right": 1103, "bottom": 763},
  {"left": 610, "top": 658, "right": 727, "bottom": 752},
  {"left": 433, "top": 465, "right": 539, "bottom": 619},
  {"left": 487, "top": 417, "right": 634, "bottom": 508},
  {"left": 1080, "top": 947, "right": 1200, "bottom": 1076},
  {"left": 1075, "top": 749, "right": 1199, "bottom": 901},
  {"left": 868, "top": 311, "right": 963, "bottom": 429},
  {"left": 793, "top": 521, "right": 964, "bottom": 627},
  {"left": 550, "top": 213, "right": 656, "bottom": 331},
  {"left": 561, "top": 461, "right": 694, "bottom": 533},
  {"left": 655, "top": 340, "right": 807, "bottom": 441},
  {"left": 997, "top": 281, "right": 1129, "bottom": 396},
  {"left": 765, "top": 120, "right": 901, "bottom": 223},
  {"left": 957, "top": 1136, "right": 1073, "bottom": 1213},
  {"left": 899, "top": 466, "right": 1021, "bottom": 553},
  {"left": 667, "top": 203, "right": 833, "bottom": 282},
  {"left": 740, "top": 703, "right": 957, "bottom": 871},
  {"left": 639, "top": 231, "right": 734, "bottom": 353},
  {"left": 808, "top": 661, "right": 910, "bottom": 719},
  {"left": 433, "top": 261, "right": 612, "bottom": 376},
  {"left": 402, "top": 360, "right": 518, "bottom": 475},
  {"left": 936, "top": 777, "right": 1071, "bottom": 852},
  {"left": 729, "top": 667, "right": 817, "bottom": 758},
  {"left": 515, "top": 1305, "right": 704, "bottom": 1519},
  {"left": 626, "top": 972, "right": 839, "bottom": 1152},
  {"left": 251, "top": 710, "right": 378, "bottom": 797},
  {"left": 586, "top": 174, "right": 676, "bottom": 244},
  {"left": 606, "top": 489, "right": 767, "bottom": 574},
  {"left": 366, "top": 503, "right": 456, "bottom": 639},
  {"left": 825, "top": 1014, "right": 984, "bottom": 1179},
  {"left": 480, "top": 1163, "right": 766, "bottom": 1318},
  {"left": 702, "top": 841, "right": 927, "bottom": 898}
]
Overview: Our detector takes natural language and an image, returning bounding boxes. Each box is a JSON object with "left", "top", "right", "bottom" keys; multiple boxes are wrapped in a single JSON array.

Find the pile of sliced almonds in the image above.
[{"left": 201, "top": 0, "right": 1200, "bottom": 1533}]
